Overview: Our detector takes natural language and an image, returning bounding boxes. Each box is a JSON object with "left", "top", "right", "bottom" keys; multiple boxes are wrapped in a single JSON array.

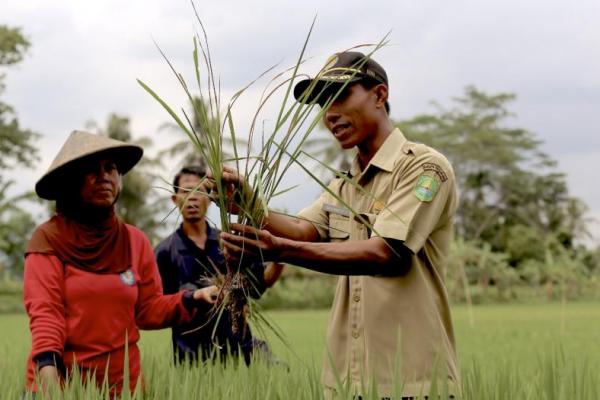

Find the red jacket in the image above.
[{"left": 23, "top": 224, "right": 192, "bottom": 394}]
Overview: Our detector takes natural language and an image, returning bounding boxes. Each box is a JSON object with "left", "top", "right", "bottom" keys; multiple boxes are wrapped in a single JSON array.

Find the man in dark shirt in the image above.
[{"left": 155, "top": 165, "right": 268, "bottom": 364}]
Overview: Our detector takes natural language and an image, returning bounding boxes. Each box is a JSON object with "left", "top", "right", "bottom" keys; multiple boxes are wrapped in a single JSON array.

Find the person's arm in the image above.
[
  {"left": 23, "top": 254, "right": 67, "bottom": 389},
  {"left": 38, "top": 365, "right": 60, "bottom": 390},
  {"left": 264, "top": 262, "right": 285, "bottom": 287},
  {"left": 261, "top": 211, "right": 319, "bottom": 242},
  {"left": 155, "top": 243, "right": 179, "bottom": 295},
  {"left": 214, "top": 166, "right": 319, "bottom": 242},
  {"left": 221, "top": 224, "right": 412, "bottom": 276}
]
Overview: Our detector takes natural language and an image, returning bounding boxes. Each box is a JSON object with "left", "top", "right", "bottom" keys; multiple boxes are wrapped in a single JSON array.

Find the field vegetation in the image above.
[{"left": 3, "top": 303, "right": 600, "bottom": 399}]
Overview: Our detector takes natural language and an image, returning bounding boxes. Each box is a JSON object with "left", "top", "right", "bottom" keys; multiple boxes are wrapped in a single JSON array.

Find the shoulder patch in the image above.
[
  {"left": 422, "top": 162, "right": 448, "bottom": 182},
  {"left": 414, "top": 174, "right": 440, "bottom": 202}
]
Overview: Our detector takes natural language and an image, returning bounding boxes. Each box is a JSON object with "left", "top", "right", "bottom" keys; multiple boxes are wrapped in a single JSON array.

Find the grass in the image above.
[{"left": 3, "top": 303, "right": 600, "bottom": 398}]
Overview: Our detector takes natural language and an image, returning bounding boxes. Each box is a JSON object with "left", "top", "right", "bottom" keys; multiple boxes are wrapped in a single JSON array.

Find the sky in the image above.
[{"left": 1, "top": 0, "right": 599, "bottom": 243}]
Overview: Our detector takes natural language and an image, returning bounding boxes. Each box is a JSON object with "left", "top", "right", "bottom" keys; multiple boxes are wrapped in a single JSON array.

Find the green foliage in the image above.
[
  {"left": 87, "top": 113, "right": 168, "bottom": 244},
  {"left": 5, "top": 304, "right": 600, "bottom": 399},
  {"left": 258, "top": 266, "right": 336, "bottom": 310},
  {"left": 158, "top": 96, "right": 248, "bottom": 170},
  {"left": 396, "top": 86, "right": 587, "bottom": 251},
  {"left": 0, "top": 26, "right": 30, "bottom": 66},
  {"left": 391, "top": 86, "right": 594, "bottom": 305},
  {"left": 443, "top": 236, "right": 600, "bottom": 304},
  {"left": 505, "top": 224, "right": 547, "bottom": 266},
  {"left": 0, "top": 274, "right": 24, "bottom": 313},
  {"left": 0, "top": 25, "right": 37, "bottom": 171},
  {"left": 0, "top": 188, "right": 36, "bottom": 275},
  {"left": 0, "top": 25, "right": 39, "bottom": 277}
]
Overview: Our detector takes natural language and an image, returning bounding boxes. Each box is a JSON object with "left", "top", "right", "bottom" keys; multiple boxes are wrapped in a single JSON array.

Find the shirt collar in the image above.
[
  {"left": 348, "top": 128, "right": 407, "bottom": 179},
  {"left": 174, "top": 221, "right": 220, "bottom": 253}
]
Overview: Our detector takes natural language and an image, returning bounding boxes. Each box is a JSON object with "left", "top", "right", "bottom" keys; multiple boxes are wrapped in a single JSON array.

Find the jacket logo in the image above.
[
  {"left": 414, "top": 175, "right": 440, "bottom": 202},
  {"left": 120, "top": 269, "right": 135, "bottom": 286}
]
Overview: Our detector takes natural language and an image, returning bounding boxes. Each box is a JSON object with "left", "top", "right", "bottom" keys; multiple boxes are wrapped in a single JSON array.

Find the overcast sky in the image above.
[{"left": 2, "top": 0, "right": 599, "bottom": 243}]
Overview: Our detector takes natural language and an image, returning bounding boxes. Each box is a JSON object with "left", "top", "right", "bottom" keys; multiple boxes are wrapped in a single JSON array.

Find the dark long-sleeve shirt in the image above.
[{"left": 154, "top": 223, "right": 266, "bottom": 363}]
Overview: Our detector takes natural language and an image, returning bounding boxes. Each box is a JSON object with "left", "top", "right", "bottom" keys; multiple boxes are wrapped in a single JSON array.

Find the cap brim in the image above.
[
  {"left": 293, "top": 76, "right": 363, "bottom": 104},
  {"left": 35, "top": 145, "right": 143, "bottom": 200}
]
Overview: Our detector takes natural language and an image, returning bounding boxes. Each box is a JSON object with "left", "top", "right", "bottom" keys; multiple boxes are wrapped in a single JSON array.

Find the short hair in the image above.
[
  {"left": 172, "top": 165, "right": 206, "bottom": 193},
  {"left": 358, "top": 77, "right": 391, "bottom": 114}
]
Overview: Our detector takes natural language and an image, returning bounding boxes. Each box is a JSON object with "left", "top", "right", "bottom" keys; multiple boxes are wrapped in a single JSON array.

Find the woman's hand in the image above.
[
  {"left": 220, "top": 223, "right": 284, "bottom": 264},
  {"left": 39, "top": 365, "right": 60, "bottom": 391},
  {"left": 192, "top": 285, "right": 219, "bottom": 305}
]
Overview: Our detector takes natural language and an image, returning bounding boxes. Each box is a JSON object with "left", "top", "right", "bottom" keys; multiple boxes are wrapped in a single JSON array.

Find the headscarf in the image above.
[{"left": 26, "top": 204, "right": 132, "bottom": 275}]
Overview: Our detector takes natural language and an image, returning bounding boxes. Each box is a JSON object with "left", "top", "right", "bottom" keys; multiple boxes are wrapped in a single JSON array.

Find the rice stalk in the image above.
[{"left": 138, "top": 2, "right": 389, "bottom": 347}]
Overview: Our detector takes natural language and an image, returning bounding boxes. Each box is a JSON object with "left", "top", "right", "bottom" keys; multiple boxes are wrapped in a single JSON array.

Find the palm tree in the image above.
[{"left": 158, "top": 96, "right": 248, "bottom": 170}]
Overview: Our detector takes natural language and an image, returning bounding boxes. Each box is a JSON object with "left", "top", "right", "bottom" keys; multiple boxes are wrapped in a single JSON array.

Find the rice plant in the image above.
[
  {"left": 137, "top": 2, "right": 388, "bottom": 340},
  {"left": 8, "top": 305, "right": 600, "bottom": 399}
]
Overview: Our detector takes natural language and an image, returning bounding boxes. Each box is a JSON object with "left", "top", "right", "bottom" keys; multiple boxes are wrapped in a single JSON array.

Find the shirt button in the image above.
[
  {"left": 353, "top": 294, "right": 361, "bottom": 302},
  {"left": 352, "top": 330, "right": 360, "bottom": 339}
]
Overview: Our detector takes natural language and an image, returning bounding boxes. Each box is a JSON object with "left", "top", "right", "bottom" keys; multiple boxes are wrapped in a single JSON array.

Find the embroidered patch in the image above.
[
  {"left": 414, "top": 175, "right": 440, "bottom": 202},
  {"left": 422, "top": 162, "right": 448, "bottom": 182},
  {"left": 120, "top": 269, "right": 135, "bottom": 286}
]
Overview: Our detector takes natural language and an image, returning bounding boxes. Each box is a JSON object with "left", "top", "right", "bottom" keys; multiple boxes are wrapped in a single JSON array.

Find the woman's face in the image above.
[{"left": 79, "top": 158, "right": 121, "bottom": 209}]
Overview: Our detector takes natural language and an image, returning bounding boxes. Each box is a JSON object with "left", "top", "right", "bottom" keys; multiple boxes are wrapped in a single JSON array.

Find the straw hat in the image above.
[{"left": 35, "top": 130, "right": 143, "bottom": 200}]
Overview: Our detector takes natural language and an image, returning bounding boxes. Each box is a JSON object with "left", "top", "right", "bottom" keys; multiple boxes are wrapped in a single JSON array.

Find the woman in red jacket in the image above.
[{"left": 23, "top": 130, "right": 218, "bottom": 396}]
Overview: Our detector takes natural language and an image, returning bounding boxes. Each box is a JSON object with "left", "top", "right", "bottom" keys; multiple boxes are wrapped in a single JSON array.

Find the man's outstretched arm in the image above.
[{"left": 221, "top": 223, "right": 411, "bottom": 276}]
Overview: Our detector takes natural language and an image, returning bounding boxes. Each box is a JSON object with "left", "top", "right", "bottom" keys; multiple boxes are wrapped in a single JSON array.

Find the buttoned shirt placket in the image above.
[{"left": 340, "top": 167, "right": 376, "bottom": 382}]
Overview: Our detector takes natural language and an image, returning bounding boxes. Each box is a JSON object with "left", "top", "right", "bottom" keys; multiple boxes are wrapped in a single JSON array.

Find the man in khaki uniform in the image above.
[{"left": 220, "top": 51, "right": 459, "bottom": 398}]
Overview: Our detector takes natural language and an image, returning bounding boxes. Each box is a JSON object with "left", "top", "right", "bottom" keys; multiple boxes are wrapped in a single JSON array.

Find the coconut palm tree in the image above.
[{"left": 158, "top": 96, "right": 248, "bottom": 170}]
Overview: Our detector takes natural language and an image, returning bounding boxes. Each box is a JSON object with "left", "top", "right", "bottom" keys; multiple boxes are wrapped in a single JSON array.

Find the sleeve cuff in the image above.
[
  {"left": 371, "top": 220, "right": 409, "bottom": 242},
  {"left": 33, "top": 351, "right": 65, "bottom": 373},
  {"left": 181, "top": 290, "right": 196, "bottom": 312},
  {"left": 371, "top": 221, "right": 427, "bottom": 254}
]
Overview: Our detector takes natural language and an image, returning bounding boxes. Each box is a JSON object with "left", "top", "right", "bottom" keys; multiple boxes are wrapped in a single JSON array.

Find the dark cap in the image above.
[{"left": 293, "top": 51, "right": 388, "bottom": 104}]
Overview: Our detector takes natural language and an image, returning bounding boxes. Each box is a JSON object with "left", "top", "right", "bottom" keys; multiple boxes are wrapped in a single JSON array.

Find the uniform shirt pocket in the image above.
[{"left": 328, "top": 215, "right": 350, "bottom": 242}]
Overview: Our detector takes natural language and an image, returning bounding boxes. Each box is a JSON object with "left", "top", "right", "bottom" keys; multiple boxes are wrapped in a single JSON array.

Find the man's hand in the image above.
[
  {"left": 193, "top": 285, "right": 219, "bottom": 305},
  {"left": 220, "top": 223, "right": 284, "bottom": 264},
  {"left": 206, "top": 166, "right": 254, "bottom": 215}
]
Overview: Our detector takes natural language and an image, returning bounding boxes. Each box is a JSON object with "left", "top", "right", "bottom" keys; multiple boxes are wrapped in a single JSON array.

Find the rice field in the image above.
[{"left": 2, "top": 302, "right": 600, "bottom": 399}]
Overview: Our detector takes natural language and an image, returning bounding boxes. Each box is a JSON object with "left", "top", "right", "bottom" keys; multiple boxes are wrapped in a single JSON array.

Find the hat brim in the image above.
[
  {"left": 35, "top": 145, "right": 143, "bottom": 200},
  {"left": 293, "top": 76, "right": 363, "bottom": 104}
]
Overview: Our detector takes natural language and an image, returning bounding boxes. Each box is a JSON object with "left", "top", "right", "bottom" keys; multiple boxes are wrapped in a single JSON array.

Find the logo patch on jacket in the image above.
[
  {"left": 120, "top": 269, "right": 135, "bottom": 286},
  {"left": 414, "top": 174, "right": 440, "bottom": 202}
]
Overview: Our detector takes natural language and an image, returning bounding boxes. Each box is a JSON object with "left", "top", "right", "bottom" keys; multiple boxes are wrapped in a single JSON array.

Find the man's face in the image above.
[
  {"left": 321, "top": 83, "right": 380, "bottom": 149},
  {"left": 172, "top": 173, "right": 210, "bottom": 222},
  {"left": 79, "top": 158, "right": 121, "bottom": 209}
]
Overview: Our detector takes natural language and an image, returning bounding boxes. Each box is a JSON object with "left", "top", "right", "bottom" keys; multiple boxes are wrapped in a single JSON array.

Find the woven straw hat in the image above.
[{"left": 35, "top": 130, "right": 143, "bottom": 200}]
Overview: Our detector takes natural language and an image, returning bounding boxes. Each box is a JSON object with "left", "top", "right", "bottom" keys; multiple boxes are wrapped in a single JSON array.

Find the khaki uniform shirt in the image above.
[{"left": 298, "top": 128, "right": 459, "bottom": 397}]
